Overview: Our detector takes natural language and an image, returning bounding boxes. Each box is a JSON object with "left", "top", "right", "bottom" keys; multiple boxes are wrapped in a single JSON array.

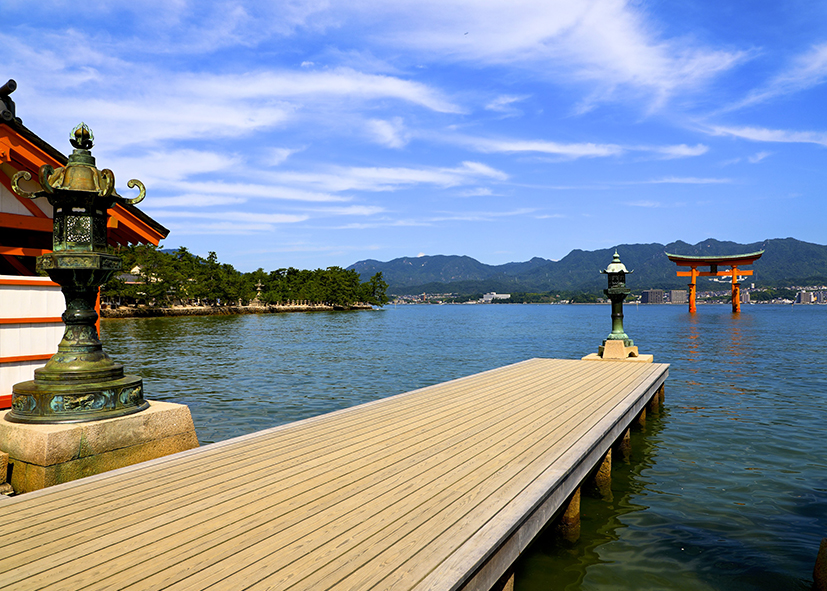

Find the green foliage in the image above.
[
  {"left": 101, "top": 246, "right": 387, "bottom": 308},
  {"left": 749, "top": 287, "right": 797, "bottom": 301},
  {"left": 565, "top": 292, "right": 601, "bottom": 303}
]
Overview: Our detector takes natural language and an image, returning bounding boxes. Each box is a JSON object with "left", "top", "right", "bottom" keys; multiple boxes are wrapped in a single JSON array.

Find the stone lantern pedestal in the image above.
[{"left": 0, "top": 401, "right": 197, "bottom": 494}]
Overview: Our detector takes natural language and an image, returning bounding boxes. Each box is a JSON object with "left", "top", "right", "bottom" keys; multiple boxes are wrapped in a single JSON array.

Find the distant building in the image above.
[
  {"left": 481, "top": 292, "right": 511, "bottom": 303},
  {"left": 817, "top": 291, "right": 826, "bottom": 304},
  {"left": 669, "top": 290, "right": 687, "bottom": 305},
  {"left": 796, "top": 291, "right": 814, "bottom": 304},
  {"left": 641, "top": 289, "right": 664, "bottom": 304},
  {"left": 740, "top": 291, "right": 750, "bottom": 304}
]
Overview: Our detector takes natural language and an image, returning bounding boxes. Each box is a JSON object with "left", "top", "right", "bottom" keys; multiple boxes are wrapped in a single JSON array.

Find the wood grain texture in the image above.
[{"left": 0, "top": 358, "right": 668, "bottom": 591}]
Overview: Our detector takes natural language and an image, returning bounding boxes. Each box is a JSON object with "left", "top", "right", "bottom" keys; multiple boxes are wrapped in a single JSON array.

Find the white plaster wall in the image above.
[
  {"left": 0, "top": 276, "right": 64, "bottom": 395},
  {"left": 1, "top": 359, "right": 52, "bottom": 394},
  {"left": 0, "top": 282, "right": 64, "bottom": 319}
]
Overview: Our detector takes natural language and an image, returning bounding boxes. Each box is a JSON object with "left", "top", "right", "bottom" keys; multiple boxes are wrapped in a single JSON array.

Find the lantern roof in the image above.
[
  {"left": 13, "top": 123, "right": 145, "bottom": 206},
  {"left": 601, "top": 250, "right": 631, "bottom": 275}
]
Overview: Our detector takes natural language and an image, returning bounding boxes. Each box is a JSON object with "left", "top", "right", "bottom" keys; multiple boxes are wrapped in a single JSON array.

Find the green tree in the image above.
[{"left": 361, "top": 272, "right": 389, "bottom": 306}]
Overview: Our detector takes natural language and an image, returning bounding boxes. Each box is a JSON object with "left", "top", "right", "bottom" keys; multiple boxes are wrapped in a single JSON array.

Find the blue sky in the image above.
[{"left": 4, "top": 1, "right": 827, "bottom": 271}]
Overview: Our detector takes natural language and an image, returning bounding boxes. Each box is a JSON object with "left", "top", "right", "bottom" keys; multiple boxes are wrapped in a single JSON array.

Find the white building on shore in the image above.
[{"left": 481, "top": 292, "right": 511, "bottom": 303}]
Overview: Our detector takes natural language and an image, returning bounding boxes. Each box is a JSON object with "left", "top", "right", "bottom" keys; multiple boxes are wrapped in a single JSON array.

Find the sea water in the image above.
[{"left": 101, "top": 304, "right": 826, "bottom": 590}]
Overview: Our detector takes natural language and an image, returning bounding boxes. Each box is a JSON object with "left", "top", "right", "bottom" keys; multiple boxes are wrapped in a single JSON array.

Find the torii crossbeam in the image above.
[{"left": 665, "top": 251, "right": 764, "bottom": 313}]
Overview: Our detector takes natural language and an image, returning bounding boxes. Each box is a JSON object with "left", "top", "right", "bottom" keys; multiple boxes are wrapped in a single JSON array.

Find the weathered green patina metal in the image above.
[
  {"left": 599, "top": 250, "right": 634, "bottom": 355},
  {"left": 7, "top": 124, "right": 149, "bottom": 423}
]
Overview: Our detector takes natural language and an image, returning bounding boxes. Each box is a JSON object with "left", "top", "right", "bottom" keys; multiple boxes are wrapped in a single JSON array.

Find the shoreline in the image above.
[{"left": 101, "top": 303, "right": 375, "bottom": 319}]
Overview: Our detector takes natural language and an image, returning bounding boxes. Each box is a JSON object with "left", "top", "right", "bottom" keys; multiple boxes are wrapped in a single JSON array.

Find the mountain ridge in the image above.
[{"left": 348, "top": 238, "right": 827, "bottom": 295}]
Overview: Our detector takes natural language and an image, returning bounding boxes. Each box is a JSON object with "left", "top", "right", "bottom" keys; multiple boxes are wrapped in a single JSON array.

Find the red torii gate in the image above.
[{"left": 666, "top": 251, "right": 764, "bottom": 313}]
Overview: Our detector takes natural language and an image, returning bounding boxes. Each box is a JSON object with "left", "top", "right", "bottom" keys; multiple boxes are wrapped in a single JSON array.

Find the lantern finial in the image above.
[{"left": 70, "top": 122, "right": 94, "bottom": 150}]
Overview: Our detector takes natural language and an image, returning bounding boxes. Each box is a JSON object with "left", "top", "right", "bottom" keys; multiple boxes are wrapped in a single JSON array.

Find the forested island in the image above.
[{"left": 101, "top": 245, "right": 389, "bottom": 314}]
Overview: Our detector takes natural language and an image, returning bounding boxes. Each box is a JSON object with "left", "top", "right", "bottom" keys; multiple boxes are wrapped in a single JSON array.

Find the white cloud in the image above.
[
  {"left": 650, "top": 144, "right": 709, "bottom": 159},
  {"left": 268, "top": 148, "right": 302, "bottom": 166},
  {"left": 458, "top": 188, "right": 494, "bottom": 197},
  {"left": 732, "top": 43, "right": 827, "bottom": 110},
  {"left": 367, "top": 117, "right": 409, "bottom": 148},
  {"left": 625, "top": 200, "right": 662, "bottom": 207},
  {"left": 448, "top": 134, "right": 707, "bottom": 160},
  {"left": 485, "top": 95, "right": 529, "bottom": 114},
  {"left": 28, "top": 95, "right": 293, "bottom": 151},
  {"left": 451, "top": 161, "right": 508, "bottom": 180},
  {"left": 269, "top": 161, "right": 508, "bottom": 192},
  {"left": 330, "top": 207, "right": 535, "bottom": 229},
  {"left": 452, "top": 135, "right": 623, "bottom": 158},
  {"left": 311, "top": 205, "right": 386, "bottom": 216},
  {"left": 144, "top": 194, "right": 249, "bottom": 208},
  {"left": 151, "top": 208, "right": 310, "bottom": 235},
  {"left": 165, "top": 181, "right": 351, "bottom": 203},
  {"left": 709, "top": 125, "right": 827, "bottom": 147},
  {"left": 8, "top": 34, "right": 461, "bottom": 149},
  {"left": 183, "top": 69, "right": 462, "bottom": 113},
  {"left": 164, "top": 221, "right": 286, "bottom": 235},
  {"left": 102, "top": 149, "right": 243, "bottom": 185},
  {"left": 148, "top": 211, "right": 308, "bottom": 224},
  {"left": 748, "top": 151, "right": 771, "bottom": 163},
  {"left": 357, "top": 0, "right": 744, "bottom": 110},
  {"left": 429, "top": 207, "right": 535, "bottom": 222}
]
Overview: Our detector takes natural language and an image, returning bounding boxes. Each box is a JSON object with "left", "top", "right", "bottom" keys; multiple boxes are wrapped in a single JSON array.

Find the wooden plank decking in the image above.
[{"left": 0, "top": 358, "right": 668, "bottom": 591}]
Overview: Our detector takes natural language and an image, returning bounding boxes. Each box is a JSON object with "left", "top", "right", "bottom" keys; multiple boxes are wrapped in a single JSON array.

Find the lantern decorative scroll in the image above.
[{"left": 7, "top": 123, "right": 148, "bottom": 423}]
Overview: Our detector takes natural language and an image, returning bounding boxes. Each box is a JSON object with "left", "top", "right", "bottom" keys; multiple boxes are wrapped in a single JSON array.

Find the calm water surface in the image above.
[{"left": 101, "top": 304, "right": 826, "bottom": 590}]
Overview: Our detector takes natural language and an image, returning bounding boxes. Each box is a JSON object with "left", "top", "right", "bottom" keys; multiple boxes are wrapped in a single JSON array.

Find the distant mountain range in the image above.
[{"left": 348, "top": 238, "right": 827, "bottom": 295}]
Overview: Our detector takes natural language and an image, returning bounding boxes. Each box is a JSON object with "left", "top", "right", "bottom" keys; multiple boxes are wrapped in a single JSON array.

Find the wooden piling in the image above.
[
  {"left": 590, "top": 448, "right": 612, "bottom": 499},
  {"left": 556, "top": 487, "right": 581, "bottom": 543},
  {"left": 647, "top": 392, "right": 660, "bottom": 414},
  {"left": 616, "top": 427, "right": 632, "bottom": 463},
  {"left": 636, "top": 407, "right": 646, "bottom": 429}
]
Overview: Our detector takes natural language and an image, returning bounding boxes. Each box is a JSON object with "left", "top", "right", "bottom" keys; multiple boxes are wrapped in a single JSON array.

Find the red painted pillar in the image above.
[{"left": 688, "top": 266, "right": 698, "bottom": 313}]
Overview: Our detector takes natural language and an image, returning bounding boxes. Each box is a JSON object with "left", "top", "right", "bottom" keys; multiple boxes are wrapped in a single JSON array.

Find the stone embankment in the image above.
[{"left": 101, "top": 303, "right": 374, "bottom": 319}]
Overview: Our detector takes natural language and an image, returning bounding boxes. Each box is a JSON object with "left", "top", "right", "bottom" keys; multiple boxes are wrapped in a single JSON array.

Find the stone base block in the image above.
[{"left": 0, "top": 400, "right": 198, "bottom": 494}]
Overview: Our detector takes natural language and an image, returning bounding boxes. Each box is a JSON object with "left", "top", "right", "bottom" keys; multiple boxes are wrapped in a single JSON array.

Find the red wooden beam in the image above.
[
  {"left": 0, "top": 246, "right": 50, "bottom": 257},
  {"left": 0, "top": 211, "right": 52, "bottom": 232}
]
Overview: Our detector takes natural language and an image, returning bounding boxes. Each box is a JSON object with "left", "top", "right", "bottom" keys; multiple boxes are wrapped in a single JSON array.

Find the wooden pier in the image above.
[{"left": 0, "top": 357, "right": 668, "bottom": 590}]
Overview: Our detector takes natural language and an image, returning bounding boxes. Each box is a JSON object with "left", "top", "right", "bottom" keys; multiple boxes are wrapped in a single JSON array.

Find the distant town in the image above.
[{"left": 391, "top": 284, "right": 827, "bottom": 306}]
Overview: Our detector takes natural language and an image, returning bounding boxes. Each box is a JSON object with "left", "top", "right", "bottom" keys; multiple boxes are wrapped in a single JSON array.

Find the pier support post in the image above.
[
  {"left": 556, "top": 487, "right": 581, "bottom": 543},
  {"left": 815, "top": 538, "right": 827, "bottom": 591},
  {"left": 658, "top": 383, "right": 665, "bottom": 404},
  {"left": 635, "top": 407, "right": 646, "bottom": 429},
  {"left": 590, "top": 449, "right": 612, "bottom": 499},
  {"left": 647, "top": 392, "right": 660, "bottom": 414},
  {"left": 615, "top": 428, "right": 632, "bottom": 463}
]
